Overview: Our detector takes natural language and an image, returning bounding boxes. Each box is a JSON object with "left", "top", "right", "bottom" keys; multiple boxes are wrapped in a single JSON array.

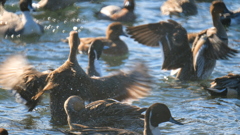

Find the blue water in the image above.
[{"left": 0, "top": 0, "right": 240, "bottom": 134}]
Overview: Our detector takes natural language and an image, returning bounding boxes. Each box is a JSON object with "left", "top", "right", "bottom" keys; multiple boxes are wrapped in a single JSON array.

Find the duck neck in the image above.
[
  {"left": 144, "top": 111, "right": 161, "bottom": 135},
  {"left": 68, "top": 46, "right": 78, "bottom": 63},
  {"left": 212, "top": 11, "right": 228, "bottom": 43},
  {"left": 106, "top": 33, "right": 120, "bottom": 40},
  {"left": 67, "top": 115, "right": 74, "bottom": 130},
  {"left": 88, "top": 51, "right": 101, "bottom": 77}
]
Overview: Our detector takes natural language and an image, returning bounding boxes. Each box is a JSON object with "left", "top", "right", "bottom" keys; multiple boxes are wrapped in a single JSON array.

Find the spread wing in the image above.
[
  {"left": 192, "top": 28, "right": 238, "bottom": 77},
  {"left": 126, "top": 22, "right": 165, "bottom": 46},
  {"left": 84, "top": 63, "right": 152, "bottom": 102},
  {"left": 0, "top": 55, "right": 50, "bottom": 111},
  {"left": 127, "top": 20, "right": 192, "bottom": 70}
]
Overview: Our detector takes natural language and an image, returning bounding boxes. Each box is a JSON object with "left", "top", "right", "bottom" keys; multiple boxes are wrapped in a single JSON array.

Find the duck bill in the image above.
[{"left": 169, "top": 117, "right": 183, "bottom": 125}]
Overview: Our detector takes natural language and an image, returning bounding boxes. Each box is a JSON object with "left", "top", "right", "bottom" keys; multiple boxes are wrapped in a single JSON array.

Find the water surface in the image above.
[{"left": 0, "top": 0, "right": 240, "bottom": 134}]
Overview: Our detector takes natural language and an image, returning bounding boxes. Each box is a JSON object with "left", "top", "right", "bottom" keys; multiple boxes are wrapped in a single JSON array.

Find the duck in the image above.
[
  {"left": 32, "top": 0, "right": 78, "bottom": 11},
  {"left": 187, "top": 1, "right": 232, "bottom": 44},
  {"left": 0, "top": 128, "right": 8, "bottom": 135},
  {"left": 206, "top": 73, "right": 240, "bottom": 98},
  {"left": 62, "top": 95, "right": 183, "bottom": 135},
  {"left": 86, "top": 39, "right": 104, "bottom": 77},
  {"left": 160, "top": 0, "right": 198, "bottom": 16},
  {"left": 69, "top": 22, "right": 128, "bottom": 56},
  {"left": 0, "top": 31, "right": 152, "bottom": 125},
  {"left": 0, "top": 0, "right": 44, "bottom": 37},
  {"left": 126, "top": 20, "right": 237, "bottom": 81},
  {"left": 64, "top": 96, "right": 146, "bottom": 132},
  {"left": 127, "top": 1, "right": 238, "bottom": 81},
  {"left": 96, "top": 0, "right": 136, "bottom": 22}
]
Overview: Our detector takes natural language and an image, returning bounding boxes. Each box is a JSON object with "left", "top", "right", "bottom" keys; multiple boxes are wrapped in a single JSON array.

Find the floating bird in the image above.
[
  {"left": 61, "top": 95, "right": 183, "bottom": 135},
  {"left": 96, "top": 0, "right": 136, "bottom": 22},
  {"left": 78, "top": 22, "right": 128, "bottom": 56},
  {"left": 207, "top": 73, "right": 240, "bottom": 98}
]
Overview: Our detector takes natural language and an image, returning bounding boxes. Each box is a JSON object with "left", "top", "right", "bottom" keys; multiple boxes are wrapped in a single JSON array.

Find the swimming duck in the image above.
[
  {"left": 0, "top": 128, "right": 8, "bottom": 135},
  {"left": 0, "top": 0, "right": 44, "bottom": 37},
  {"left": 62, "top": 95, "right": 183, "bottom": 134},
  {"left": 76, "top": 22, "right": 128, "bottom": 56},
  {"left": 32, "top": 0, "right": 78, "bottom": 11},
  {"left": 0, "top": 31, "right": 152, "bottom": 125},
  {"left": 187, "top": 1, "right": 232, "bottom": 44},
  {"left": 126, "top": 19, "right": 237, "bottom": 81},
  {"left": 161, "top": 0, "right": 197, "bottom": 16},
  {"left": 96, "top": 0, "right": 136, "bottom": 22},
  {"left": 87, "top": 39, "right": 104, "bottom": 77},
  {"left": 207, "top": 73, "right": 240, "bottom": 98},
  {"left": 64, "top": 96, "right": 146, "bottom": 132}
]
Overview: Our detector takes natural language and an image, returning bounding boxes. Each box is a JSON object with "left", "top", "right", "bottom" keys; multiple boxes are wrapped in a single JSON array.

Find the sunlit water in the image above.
[{"left": 0, "top": 0, "right": 240, "bottom": 134}]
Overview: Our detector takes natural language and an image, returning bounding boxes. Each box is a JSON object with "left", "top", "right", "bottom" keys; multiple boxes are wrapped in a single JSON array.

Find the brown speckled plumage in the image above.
[{"left": 0, "top": 31, "right": 152, "bottom": 125}]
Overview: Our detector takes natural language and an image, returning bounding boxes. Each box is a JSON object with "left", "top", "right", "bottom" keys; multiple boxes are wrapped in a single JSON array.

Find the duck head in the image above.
[
  {"left": 123, "top": 0, "right": 135, "bottom": 11},
  {"left": 87, "top": 39, "right": 104, "bottom": 77},
  {"left": 20, "top": 0, "right": 35, "bottom": 12},
  {"left": 144, "top": 103, "right": 183, "bottom": 135},
  {"left": 210, "top": 1, "right": 231, "bottom": 17},
  {"left": 106, "top": 22, "right": 128, "bottom": 40},
  {"left": 64, "top": 95, "right": 85, "bottom": 130},
  {"left": 88, "top": 39, "right": 104, "bottom": 61}
]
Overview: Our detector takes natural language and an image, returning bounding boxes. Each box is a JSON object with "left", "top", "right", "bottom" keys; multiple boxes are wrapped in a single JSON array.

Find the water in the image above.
[{"left": 0, "top": 0, "right": 240, "bottom": 134}]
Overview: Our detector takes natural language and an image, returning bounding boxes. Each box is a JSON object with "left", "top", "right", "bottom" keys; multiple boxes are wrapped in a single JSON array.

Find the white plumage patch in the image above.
[
  {"left": 149, "top": 110, "right": 161, "bottom": 135},
  {"left": 94, "top": 50, "right": 102, "bottom": 77},
  {"left": 22, "top": 11, "right": 42, "bottom": 35},
  {"left": 9, "top": 90, "right": 27, "bottom": 105}
]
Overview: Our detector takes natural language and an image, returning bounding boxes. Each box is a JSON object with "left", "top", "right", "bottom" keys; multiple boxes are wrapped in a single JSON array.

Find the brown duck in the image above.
[
  {"left": 161, "top": 0, "right": 198, "bottom": 16},
  {"left": 188, "top": 1, "right": 232, "bottom": 44},
  {"left": 61, "top": 95, "right": 183, "bottom": 134},
  {"left": 0, "top": 31, "right": 152, "bottom": 125},
  {"left": 77, "top": 22, "right": 128, "bottom": 56}
]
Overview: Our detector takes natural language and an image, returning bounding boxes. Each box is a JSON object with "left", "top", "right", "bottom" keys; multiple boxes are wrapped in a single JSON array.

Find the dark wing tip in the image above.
[{"left": 126, "top": 22, "right": 163, "bottom": 46}]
